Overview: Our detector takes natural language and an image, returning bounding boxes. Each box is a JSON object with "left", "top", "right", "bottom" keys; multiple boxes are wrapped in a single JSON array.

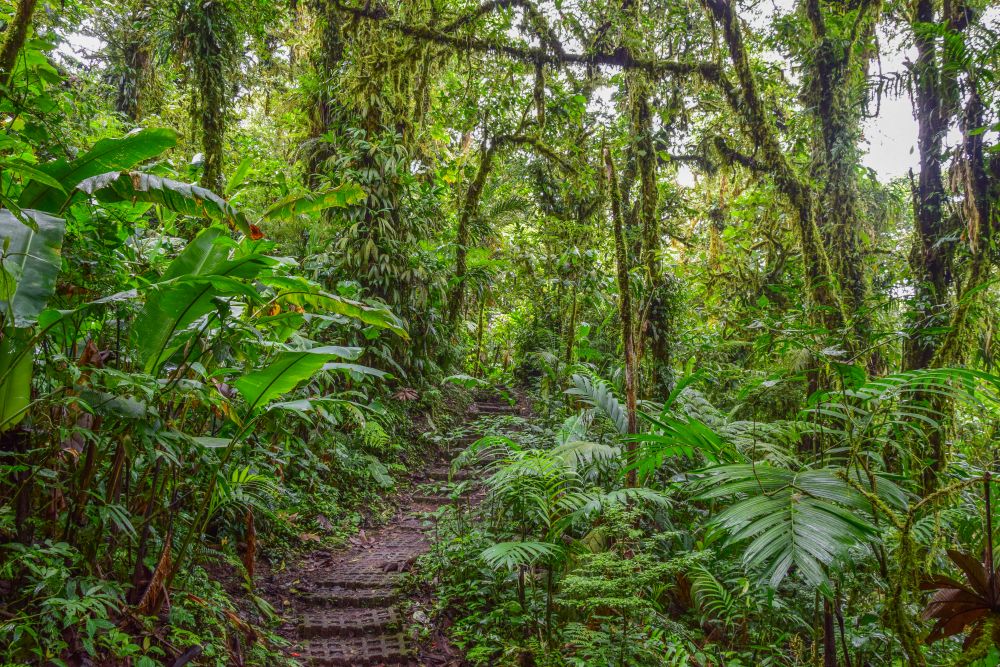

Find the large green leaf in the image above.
[
  {"left": 77, "top": 171, "right": 252, "bottom": 235},
  {"left": 0, "top": 209, "right": 66, "bottom": 327},
  {"left": 235, "top": 346, "right": 362, "bottom": 412},
  {"left": 566, "top": 373, "right": 628, "bottom": 434},
  {"left": 134, "top": 228, "right": 277, "bottom": 372},
  {"left": 19, "top": 128, "right": 177, "bottom": 213},
  {"left": 135, "top": 274, "right": 267, "bottom": 374},
  {"left": 0, "top": 328, "right": 32, "bottom": 432},
  {"left": 160, "top": 227, "right": 232, "bottom": 280},
  {"left": 261, "top": 183, "right": 366, "bottom": 222},
  {"left": 696, "top": 465, "right": 877, "bottom": 587},
  {"left": 261, "top": 276, "right": 408, "bottom": 339}
]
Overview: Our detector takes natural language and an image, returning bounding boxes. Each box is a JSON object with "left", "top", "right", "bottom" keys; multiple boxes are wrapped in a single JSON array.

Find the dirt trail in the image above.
[{"left": 278, "top": 399, "right": 519, "bottom": 666}]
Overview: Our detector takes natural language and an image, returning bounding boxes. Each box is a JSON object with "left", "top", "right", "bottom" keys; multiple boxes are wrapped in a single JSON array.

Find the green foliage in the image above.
[
  {"left": 2, "top": 0, "right": 1000, "bottom": 664},
  {"left": 78, "top": 170, "right": 253, "bottom": 235}
]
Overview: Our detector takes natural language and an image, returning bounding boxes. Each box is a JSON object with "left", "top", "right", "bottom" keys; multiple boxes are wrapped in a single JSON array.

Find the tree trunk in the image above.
[
  {"left": 564, "top": 283, "right": 578, "bottom": 365},
  {"left": 805, "top": 0, "right": 879, "bottom": 354},
  {"left": 306, "top": 0, "right": 344, "bottom": 187},
  {"left": 0, "top": 0, "right": 38, "bottom": 84},
  {"left": 605, "top": 148, "right": 639, "bottom": 487},
  {"left": 449, "top": 144, "right": 496, "bottom": 326},
  {"left": 475, "top": 298, "right": 486, "bottom": 376},
  {"left": 823, "top": 597, "right": 838, "bottom": 667},
  {"left": 904, "top": 0, "right": 953, "bottom": 373}
]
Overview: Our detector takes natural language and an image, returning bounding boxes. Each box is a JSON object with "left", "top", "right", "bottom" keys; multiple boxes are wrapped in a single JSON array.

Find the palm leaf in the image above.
[
  {"left": 697, "top": 465, "right": 877, "bottom": 587},
  {"left": 566, "top": 373, "right": 628, "bottom": 434},
  {"left": 481, "top": 540, "right": 563, "bottom": 570}
]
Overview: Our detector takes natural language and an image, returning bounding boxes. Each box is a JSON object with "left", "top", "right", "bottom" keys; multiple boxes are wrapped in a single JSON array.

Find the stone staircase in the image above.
[{"left": 293, "top": 398, "right": 519, "bottom": 666}]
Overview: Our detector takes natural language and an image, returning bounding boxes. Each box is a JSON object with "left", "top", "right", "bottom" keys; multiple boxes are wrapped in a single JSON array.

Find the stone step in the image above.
[
  {"left": 298, "top": 634, "right": 411, "bottom": 666},
  {"left": 426, "top": 467, "right": 474, "bottom": 481},
  {"left": 313, "top": 570, "right": 399, "bottom": 590},
  {"left": 348, "top": 547, "right": 423, "bottom": 572},
  {"left": 301, "top": 585, "right": 398, "bottom": 607},
  {"left": 410, "top": 494, "right": 453, "bottom": 505},
  {"left": 472, "top": 403, "right": 519, "bottom": 415},
  {"left": 300, "top": 607, "right": 401, "bottom": 638}
]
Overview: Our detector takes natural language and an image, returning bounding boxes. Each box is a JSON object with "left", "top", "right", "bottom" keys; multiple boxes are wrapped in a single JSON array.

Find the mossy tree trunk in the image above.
[
  {"left": 0, "top": 0, "right": 38, "bottom": 84},
  {"left": 700, "top": 0, "right": 848, "bottom": 340},
  {"left": 605, "top": 147, "right": 639, "bottom": 488},
  {"left": 901, "top": 0, "right": 999, "bottom": 489},
  {"left": 306, "top": 0, "right": 345, "bottom": 187},
  {"left": 449, "top": 142, "right": 496, "bottom": 327},
  {"left": 804, "top": 0, "right": 880, "bottom": 358}
]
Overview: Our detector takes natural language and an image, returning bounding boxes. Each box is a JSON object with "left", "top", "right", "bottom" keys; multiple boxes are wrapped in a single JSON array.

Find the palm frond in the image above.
[
  {"left": 695, "top": 465, "right": 877, "bottom": 587},
  {"left": 551, "top": 439, "right": 619, "bottom": 471},
  {"left": 451, "top": 434, "right": 521, "bottom": 472},
  {"left": 481, "top": 540, "right": 564, "bottom": 570},
  {"left": 566, "top": 373, "right": 628, "bottom": 434}
]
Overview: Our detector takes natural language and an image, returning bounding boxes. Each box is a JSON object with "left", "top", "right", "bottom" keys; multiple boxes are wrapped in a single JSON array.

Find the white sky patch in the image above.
[{"left": 56, "top": 31, "right": 103, "bottom": 65}]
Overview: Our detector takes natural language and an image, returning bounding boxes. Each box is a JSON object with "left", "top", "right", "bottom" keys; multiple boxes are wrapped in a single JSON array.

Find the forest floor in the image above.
[{"left": 260, "top": 397, "right": 523, "bottom": 666}]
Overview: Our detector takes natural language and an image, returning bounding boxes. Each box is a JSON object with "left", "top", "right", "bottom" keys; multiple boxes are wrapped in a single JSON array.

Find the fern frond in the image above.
[{"left": 690, "top": 565, "right": 738, "bottom": 628}]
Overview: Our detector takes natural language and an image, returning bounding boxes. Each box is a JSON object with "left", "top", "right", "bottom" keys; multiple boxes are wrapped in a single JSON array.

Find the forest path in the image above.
[{"left": 283, "top": 398, "right": 519, "bottom": 667}]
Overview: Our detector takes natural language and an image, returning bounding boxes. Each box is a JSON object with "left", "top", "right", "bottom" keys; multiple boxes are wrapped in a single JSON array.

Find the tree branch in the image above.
[{"left": 335, "top": 1, "right": 720, "bottom": 80}]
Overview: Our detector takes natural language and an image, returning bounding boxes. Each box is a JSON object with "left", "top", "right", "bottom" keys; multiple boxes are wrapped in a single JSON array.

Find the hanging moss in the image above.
[
  {"left": 172, "top": 0, "right": 239, "bottom": 192},
  {"left": 534, "top": 60, "right": 546, "bottom": 128}
]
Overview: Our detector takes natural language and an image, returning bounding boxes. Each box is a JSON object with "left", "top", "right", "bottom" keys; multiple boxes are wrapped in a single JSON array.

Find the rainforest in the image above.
[{"left": 0, "top": 0, "right": 999, "bottom": 665}]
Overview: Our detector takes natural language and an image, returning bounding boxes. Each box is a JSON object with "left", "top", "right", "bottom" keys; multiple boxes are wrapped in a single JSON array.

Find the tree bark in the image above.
[
  {"left": 605, "top": 148, "right": 639, "bottom": 487},
  {"left": 306, "top": 0, "right": 345, "bottom": 187},
  {"left": 0, "top": 0, "right": 38, "bottom": 84},
  {"left": 449, "top": 143, "right": 496, "bottom": 326}
]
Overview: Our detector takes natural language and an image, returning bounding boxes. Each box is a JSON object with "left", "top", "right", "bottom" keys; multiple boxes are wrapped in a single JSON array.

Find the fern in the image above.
[
  {"left": 208, "top": 465, "right": 279, "bottom": 521},
  {"left": 690, "top": 565, "right": 738, "bottom": 628},
  {"left": 360, "top": 420, "right": 390, "bottom": 450}
]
